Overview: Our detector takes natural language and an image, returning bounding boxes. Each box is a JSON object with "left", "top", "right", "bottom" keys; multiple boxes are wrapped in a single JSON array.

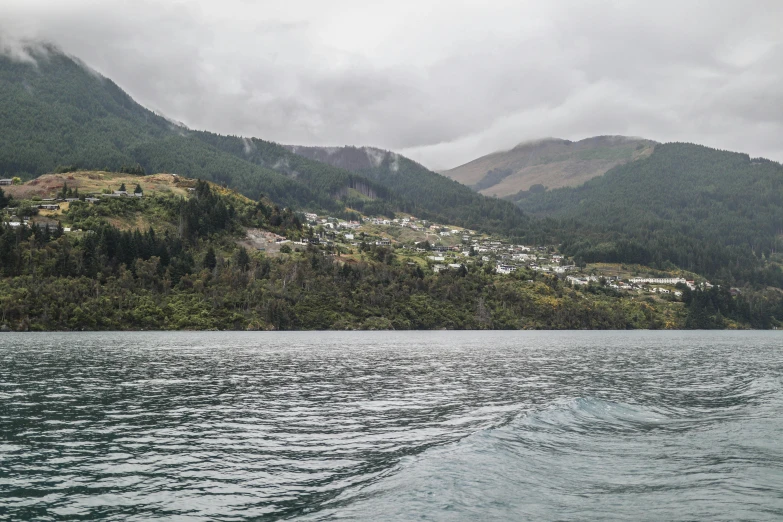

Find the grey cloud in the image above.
[{"left": 1, "top": 0, "right": 782, "bottom": 170}]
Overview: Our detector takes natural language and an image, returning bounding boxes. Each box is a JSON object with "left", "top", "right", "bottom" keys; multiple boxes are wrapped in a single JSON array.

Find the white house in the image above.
[{"left": 630, "top": 277, "right": 686, "bottom": 285}]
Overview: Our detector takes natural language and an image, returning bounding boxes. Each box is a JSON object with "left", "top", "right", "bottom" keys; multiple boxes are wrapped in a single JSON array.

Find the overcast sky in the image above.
[{"left": 1, "top": 0, "right": 782, "bottom": 169}]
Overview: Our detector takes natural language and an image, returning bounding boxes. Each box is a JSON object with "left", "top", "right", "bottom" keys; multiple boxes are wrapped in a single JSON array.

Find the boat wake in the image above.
[{"left": 310, "top": 392, "right": 783, "bottom": 521}]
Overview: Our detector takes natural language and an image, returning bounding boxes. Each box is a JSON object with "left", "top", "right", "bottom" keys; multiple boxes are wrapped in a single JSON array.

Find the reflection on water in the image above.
[{"left": 1, "top": 331, "right": 782, "bottom": 520}]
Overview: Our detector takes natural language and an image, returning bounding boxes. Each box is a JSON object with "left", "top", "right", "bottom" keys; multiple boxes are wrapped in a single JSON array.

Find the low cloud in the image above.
[{"left": 1, "top": 0, "right": 782, "bottom": 170}]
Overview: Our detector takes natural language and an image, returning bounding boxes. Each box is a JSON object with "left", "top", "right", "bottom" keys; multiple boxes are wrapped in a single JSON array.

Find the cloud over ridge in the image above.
[{"left": 1, "top": 0, "right": 782, "bottom": 169}]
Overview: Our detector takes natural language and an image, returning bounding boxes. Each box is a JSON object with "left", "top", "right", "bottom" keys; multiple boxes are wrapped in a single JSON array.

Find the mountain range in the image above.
[
  {"left": 2, "top": 43, "right": 783, "bottom": 290},
  {"left": 0, "top": 45, "right": 526, "bottom": 237}
]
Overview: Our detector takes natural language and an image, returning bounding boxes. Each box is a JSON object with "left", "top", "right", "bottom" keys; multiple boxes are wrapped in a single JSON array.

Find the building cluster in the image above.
[
  {"left": 566, "top": 275, "right": 715, "bottom": 297},
  {"left": 1, "top": 215, "right": 71, "bottom": 232},
  {"left": 305, "top": 213, "right": 474, "bottom": 235},
  {"left": 301, "top": 213, "right": 571, "bottom": 275},
  {"left": 2, "top": 184, "right": 143, "bottom": 232},
  {"left": 289, "top": 212, "right": 716, "bottom": 301}
]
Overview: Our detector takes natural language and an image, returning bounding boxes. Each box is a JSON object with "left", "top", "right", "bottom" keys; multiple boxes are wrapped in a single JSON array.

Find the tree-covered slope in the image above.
[
  {"left": 6, "top": 172, "right": 770, "bottom": 330},
  {"left": 189, "top": 133, "right": 402, "bottom": 217},
  {"left": 518, "top": 143, "right": 783, "bottom": 285},
  {"left": 4, "top": 172, "right": 781, "bottom": 330},
  {"left": 286, "top": 145, "right": 530, "bottom": 236},
  {"left": 0, "top": 45, "right": 170, "bottom": 176},
  {"left": 0, "top": 45, "right": 400, "bottom": 215}
]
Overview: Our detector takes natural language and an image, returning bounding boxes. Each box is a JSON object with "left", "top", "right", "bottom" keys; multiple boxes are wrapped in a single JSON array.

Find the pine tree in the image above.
[
  {"left": 119, "top": 183, "right": 127, "bottom": 192},
  {"left": 134, "top": 184, "right": 143, "bottom": 194},
  {"left": 204, "top": 247, "right": 217, "bottom": 270},
  {"left": 234, "top": 247, "right": 250, "bottom": 270}
]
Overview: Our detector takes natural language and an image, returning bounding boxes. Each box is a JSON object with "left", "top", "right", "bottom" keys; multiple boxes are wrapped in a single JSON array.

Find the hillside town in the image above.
[
  {"left": 1, "top": 179, "right": 717, "bottom": 300},
  {"left": 270, "top": 212, "right": 715, "bottom": 299}
]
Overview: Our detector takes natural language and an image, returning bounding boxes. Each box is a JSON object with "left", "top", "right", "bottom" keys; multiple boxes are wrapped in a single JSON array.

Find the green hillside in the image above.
[
  {"left": 4, "top": 44, "right": 782, "bottom": 302},
  {"left": 0, "top": 45, "right": 528, "bottom": 234},
  {"left": 189, "top": 134, "right": 402, "bottom": 217},
  {"left": 0, "top": 45, "right": 169, "bottom": 176},
  {"left": 0, "top": 172, "right": 731, "bottom": 331},
  {"left": 518, "top": 143, "right": 783, "bottom": 286},
  {"left": 286, "top": 145, "right": 530, "bottom": 237},
  {"left": 0, "top": 45, "right": 401, "bottom": 215}
]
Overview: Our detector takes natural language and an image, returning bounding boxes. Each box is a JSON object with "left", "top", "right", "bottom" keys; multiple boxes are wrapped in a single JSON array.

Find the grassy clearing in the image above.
[{"left": 5, "top": 171, "right": 192, "bottom": 200}]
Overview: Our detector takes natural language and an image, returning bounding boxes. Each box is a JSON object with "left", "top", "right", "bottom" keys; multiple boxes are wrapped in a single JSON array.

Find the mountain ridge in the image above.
[
  {"left": 441, "top": 135, "right": 656, "bottom": 198},
  {"left": 0, "top": 43, "right": 530, "bottom": 236},
  {"left": 283, "top": 144, "right": 531, "bottom": 237},
  {"left": 517, "top": 142, "right": 783, "bottom": 286}
]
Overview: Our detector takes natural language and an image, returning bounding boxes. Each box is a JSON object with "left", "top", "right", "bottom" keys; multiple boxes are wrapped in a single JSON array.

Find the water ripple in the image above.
[{"left": 1, "top": 331, "right": 782, "bottom": 520}]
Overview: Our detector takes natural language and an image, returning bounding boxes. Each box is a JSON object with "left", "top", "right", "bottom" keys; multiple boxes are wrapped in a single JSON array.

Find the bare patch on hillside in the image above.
[{"left": 237, "top": 228, "right": 285, "bottom": 255}]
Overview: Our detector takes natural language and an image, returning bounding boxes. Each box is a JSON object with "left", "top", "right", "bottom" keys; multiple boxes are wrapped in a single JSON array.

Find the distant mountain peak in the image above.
[
  {"left": 283, "top": 144, "right": 403, "bottom": 173},
  {"left": 443, "top": 135, "right": 656, "bottom": 197},
  {"left": 511, "top": 137, "right": 571, "bottom": 150},
  {"left": 284, "top": 143, "right": 529, "bottom": 234},
  {"left": 510, "top": 135, "right": 654, "bottom": 151}
]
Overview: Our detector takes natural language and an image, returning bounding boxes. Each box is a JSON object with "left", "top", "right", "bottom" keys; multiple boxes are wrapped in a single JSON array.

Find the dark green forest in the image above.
[
  {"left": 0, "top": 46, "right": 529, "bottom": 236},
  {"left": 0, "top": 47, "right": 376, "bottom": 214},
  {"left": 517, "top": 144, "right": 783, "bottom": 287}
]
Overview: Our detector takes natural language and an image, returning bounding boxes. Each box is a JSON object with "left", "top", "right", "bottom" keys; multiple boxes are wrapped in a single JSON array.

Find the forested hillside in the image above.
[
  {"left": 0, "top": 45, "right": 531, "bottom": 235},
  {"left": 0, "top": 45, "right": 169, "bottom": 176},
  {"left": 518, "top": 143, "right": 783, "bottom": 286},
  {"left": 0, "top": 45, "right": 407, "bottom": 216},
  {"left": 189, "top": 134, "right": 403, "bottom": 217},
  {"left": 286, "top": 145, "right": 530, "bottom": 237},
  {"left": 2, "top": 173, "right": 739, "bottom": 331}
]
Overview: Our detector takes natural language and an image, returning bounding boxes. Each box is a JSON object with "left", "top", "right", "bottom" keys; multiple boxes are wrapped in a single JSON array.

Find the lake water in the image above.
[{"left": 1, "top": 331, "right": 782, "bottom": 520}]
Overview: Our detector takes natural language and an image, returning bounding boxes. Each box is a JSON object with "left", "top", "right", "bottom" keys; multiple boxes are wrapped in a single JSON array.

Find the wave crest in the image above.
[{"left": 509, "top": 397, "right": 669, "bottom": 435}]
